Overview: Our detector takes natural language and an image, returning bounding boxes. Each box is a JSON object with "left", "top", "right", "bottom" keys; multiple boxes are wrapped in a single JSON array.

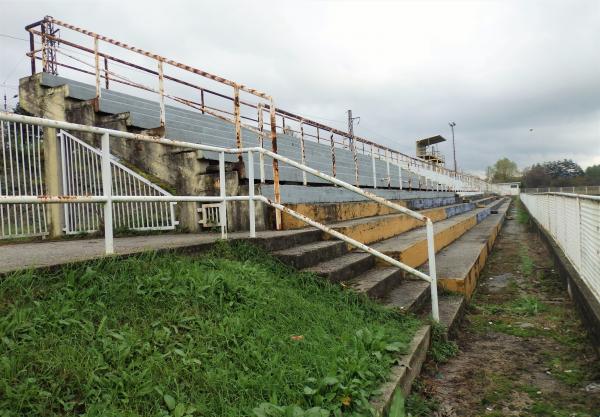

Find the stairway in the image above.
[{"left": 268, "top": 196, "right": 511, "bottom": 328}]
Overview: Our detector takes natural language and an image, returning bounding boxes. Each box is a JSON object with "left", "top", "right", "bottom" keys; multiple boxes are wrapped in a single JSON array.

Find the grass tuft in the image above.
[{"left": 0, "top": 241, "right": 420, "bottom": 416}]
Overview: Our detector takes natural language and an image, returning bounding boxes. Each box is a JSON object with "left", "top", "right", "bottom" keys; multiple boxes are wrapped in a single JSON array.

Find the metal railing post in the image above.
[
  {"left": 234, "top": 86, "right": 243, "bottom": 168},
  {"left": 219, "top": 151, "right": 227, "bottom": 239},
  {"left": 330, "top": 132, "right": 336, "bottom": 178},
  {"left": 101, "top": 132, "right": 114, "bottom": 254},
  {"left": 426, "top": 218, "right": 439, "bottom": 322},
  {"left": 300, "top": 122, "right": 307, "bottom": 186},
  {"left": 157, "top": 59, "right": 166, "bottom": 131},
  {"left": 257, "top": 103, "right": 265, "bottom": 183},
  {"left": 269, "top": 100, "right": 281, "bottom": 230},
  {"left": 93, "top": 35, "right": 101, "bottom": 111},
  {"left": 248, "top": 150, "right": 256, "bottom": 238},
  {"left": 371, "top": 145, "right": 377, "bottom": 189},
  {"left": 385, "top": 149, "right": 391, "bottom": 188}
]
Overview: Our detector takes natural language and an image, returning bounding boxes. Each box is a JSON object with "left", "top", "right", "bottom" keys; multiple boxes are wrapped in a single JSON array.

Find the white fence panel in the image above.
[
  {"left": 60, "top": 130, "right": 177, "bottom": 234},
  {"left": 0, "top": 120, "right": 48, "bottom": 239},
  {"left": 521, "top": 192, "right": 600, "bottom": 302}
]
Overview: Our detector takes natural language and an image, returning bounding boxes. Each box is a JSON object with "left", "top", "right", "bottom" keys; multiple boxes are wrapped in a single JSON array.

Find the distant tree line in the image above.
[{"left": 486, "top": 157, "right": 600, "bottom": 188}]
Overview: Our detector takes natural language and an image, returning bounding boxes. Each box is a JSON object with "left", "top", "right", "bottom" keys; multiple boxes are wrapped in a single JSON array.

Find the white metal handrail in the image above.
[{"left": 0, "top": 111, "right": 440, "bottom": 321}]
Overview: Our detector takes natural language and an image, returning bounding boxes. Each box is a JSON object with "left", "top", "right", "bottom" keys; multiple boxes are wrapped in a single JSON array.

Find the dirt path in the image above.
[{"left": 410, "top": 202, "right": 600, "bottom": 417}]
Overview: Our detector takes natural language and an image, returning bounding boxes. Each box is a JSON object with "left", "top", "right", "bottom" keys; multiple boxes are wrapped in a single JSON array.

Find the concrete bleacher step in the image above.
[
  {"left": 370, "top": 200, "right": 501, "bottom": 268},
  {"left": 383, "top": 279, "right": 431, "bottom": 313},
  {"left": 272, "top": 240, "right": 347, "bottom": 269},
  {"left": 431, "top": 198, "right": 511, "bottom": 299},
  {"left": 346, "top": 267, "right": 403, "bottom": 298},
  {"left": 303, "top": 252, "right": 374, "bottom": 283}
]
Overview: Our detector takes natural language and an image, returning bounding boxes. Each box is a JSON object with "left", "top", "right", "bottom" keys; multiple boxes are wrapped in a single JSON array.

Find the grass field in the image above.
[{"left": 0, "top": 241, "right": 420, "bottom": 416}]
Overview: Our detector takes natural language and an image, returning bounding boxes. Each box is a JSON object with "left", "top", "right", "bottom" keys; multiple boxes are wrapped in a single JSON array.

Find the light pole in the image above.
[{"left": 449, "top": 121, "right": 457, "bottom": 173}]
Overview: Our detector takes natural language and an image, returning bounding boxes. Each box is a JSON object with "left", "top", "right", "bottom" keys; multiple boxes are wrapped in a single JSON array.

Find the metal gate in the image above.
[
  {"left": 59, "top": 130, "right": 178, "bottom": 234},
  {"left": 0, "top": 120, "right": 48, "bottom": 239}
]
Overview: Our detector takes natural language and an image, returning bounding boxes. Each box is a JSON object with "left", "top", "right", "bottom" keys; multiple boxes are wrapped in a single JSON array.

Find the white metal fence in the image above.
[
  {"left": 0, "top": 120, "right": 48, "bottom": 239},
  {"left": 521, "top": 192, "right": 600, "bottom": 302},
  {"left": 59, "top": 130, "right": 177, "bottom": 234}
]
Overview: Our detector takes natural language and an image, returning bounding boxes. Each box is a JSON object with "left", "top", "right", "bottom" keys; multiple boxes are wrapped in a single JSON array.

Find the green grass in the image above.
[
  {"left": 516, "top": 203, "right": 530, "bottom": 225},
  {"left": 0, "top": 241, "right": 421, "bottom": 417},
  {"left": 428, "top": 323, "right": 459, "bottom": 364}
]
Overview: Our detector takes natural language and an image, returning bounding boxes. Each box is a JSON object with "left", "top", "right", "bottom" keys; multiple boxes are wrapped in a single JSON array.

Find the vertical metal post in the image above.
[
  {"left": 234, "top": 86, "right": 243, "bottom": 167},
  {"left": 219, "top": 151, "right": 227, "bottom": 239},
  {"left": 371, "top": 145, "right": 377, "bottom": 189},
  {"left": 93, "top": 36, "right": 101, "bottom": 105},
  {"left": 269, "top": 100, "right": 281, "bottom": 230},
  {"left": 316, "top": 127, "right": 320, "bottom": 144},
  {"left": 426, "top": 219, "right": 439, "bottom": 322},
  {"left": 330, "top": 132, "right": 336, "bottom": 178},
  {"left": 101, "top": 132, "right": 114, "bottom": 255},
  {"left": 248, "top": 150, "right": 256, "bottom": 238},
  {"left": 157, "top": 59, "right": 166, "bottom": 131},
  {"left": 104, "top": 57, "right": 110, "bottom": 89},
  {"left": 257, "top": 103, "right": 265, "bottom": 183},
  {"left": 347, "top": 110, "right": 359, "bottom": 187},
  {"left": 300, "top": 122, "right": 307, "bottom": 185},
  {"left": 200, "top": 89, "right": 205, "bottom": 114},
  {"left": 41, "top": 22, "right": 47, "bottom": 72},
  {"left": 398, "top": 161, "right": 403, "bottom": 190},
  {"left": 385, "top": 149, "right": 391, "bottom": 188},
  {"left": 29, "top": 31, "right": 36, "bottom": 75}
]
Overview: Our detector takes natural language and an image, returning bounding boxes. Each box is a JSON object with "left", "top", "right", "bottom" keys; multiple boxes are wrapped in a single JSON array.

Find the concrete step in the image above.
[
  {"left": 249, "top": 228, "right": 322, "bottom": 252},
  {"left": 304, "top": 252, "right": 374, "bottom": 283},
  {"left": 346, "top": 267, "right": 403, "bottom": 299},
  {"left": 431, "top": 198, "right": 511, "bottom": 299},
  {"left": 371, "top": 201, "right": 499, "bottom": 268},
  {"left": 324, "top": 200, "right": 483, "bottom": 245},
  {"left": 438, "top": 294, "right": 467, "bottom": 336},
  {"left": 383, "top": 280, "right": 431, "bottom": 313},
  {"left": 273, "top": 240, "right": 347, "bottom": 269}
]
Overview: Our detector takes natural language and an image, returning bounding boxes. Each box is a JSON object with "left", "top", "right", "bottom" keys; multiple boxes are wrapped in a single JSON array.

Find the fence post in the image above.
[
  {"left": 371, "top": 145, "right": 377, "bottom": 189},
  {"left": 385, "top": 149, "right": 391, "bottom": 188},
  {"left": 257, "top": 103, "right": 265, "bottom": 183},
  {"left": 157, "top": 59, "right": 166, "bottom": 132},
  {"left": 234, "top": 86, "right": 243, "bottom": 170},
  {"left": 93, "top": 35, "right": 101, "bottom": 112},
  {"left": 248, "top": 150, "right": 256, "bottom": 238},
  {"left": 426, "top": 218, "right": 439, "bottom": 322},
  {"left": 330, "top": 132, "right": 336, "bottom": 178},
  {"left": 300, "top": 122, "right": 307, "bottom": 186},
  {"left": 101, "top": 132, "right": 114, "bottom": 254},
  {"left": 269, "top": 100, "right": 281, "bottom": 230},
  {"left": 219, "top": 151, "right": 228, "bottom": 239}
]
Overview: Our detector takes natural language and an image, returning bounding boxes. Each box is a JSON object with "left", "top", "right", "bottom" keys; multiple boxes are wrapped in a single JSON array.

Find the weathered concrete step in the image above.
[
  {"left": 325, "top": 200, "right": 481, "bottom": 245},
  {"left": 346, "top": 267, "right": 402, "bottom": 298},
  {"left": 383, "top": 280, "right": 431, "bottom": 313},
  {"left": 279, "top": 195, "right": 458, "bottom": 230},
  {"left": 249, "top": 228, "right": 322, "bottom": 252},
  {"left": 371, "top": 202, "right": 497, "bottom": 268},
  {"left": 273, "top": 240, "right": 347, "bottom": 269},
  {"left": 304, "top": 252, "right": 374, "bottom": 283},
  {"left": 432, "top": 199, "right": 511, "bottom": 299},
  {"left": 438, "top": 294, "right": 466, "bottom": 336}
]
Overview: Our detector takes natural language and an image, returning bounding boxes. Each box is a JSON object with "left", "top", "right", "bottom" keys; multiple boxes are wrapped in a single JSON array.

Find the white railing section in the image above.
[
  {"left": 0, "top": 111, "right": 441, "bottom": 321},
  {"left": 59, "top": 130, "right": 177, "bottom": 234},
  {"left": 521, "top": 192, "right": 600, "bottom": 302},
  {"left": 0, "top": 120, "right": 48, "bottom": 239}
]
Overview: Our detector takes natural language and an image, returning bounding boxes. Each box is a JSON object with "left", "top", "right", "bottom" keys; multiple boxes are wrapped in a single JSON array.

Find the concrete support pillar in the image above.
[{"left": 43, "top": 126, "right": 63, "bottom": 238}]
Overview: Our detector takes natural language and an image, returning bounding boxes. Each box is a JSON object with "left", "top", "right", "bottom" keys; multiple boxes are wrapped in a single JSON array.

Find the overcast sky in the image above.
[{"left": 2, "top": 0, "right": 599, "bottom": 175}]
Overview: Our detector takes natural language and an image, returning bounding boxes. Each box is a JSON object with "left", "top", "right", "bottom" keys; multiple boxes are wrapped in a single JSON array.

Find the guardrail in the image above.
[
  {"left": 23, "top": 15, "right": 488, "bottom": 201},
  {"left": 521, "top": 192, "right": 600, "bottom": 302},
  {"left": 0, "top": 111, "right": 441, "bottom": 321},
  {"left": 522, "top": 186, "right": 600, "bottom": 195}
]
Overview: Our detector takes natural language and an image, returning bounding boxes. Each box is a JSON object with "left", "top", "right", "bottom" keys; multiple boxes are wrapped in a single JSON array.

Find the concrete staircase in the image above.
[{"left": 268, "top": 195, "right": 511, "bottom": 330}]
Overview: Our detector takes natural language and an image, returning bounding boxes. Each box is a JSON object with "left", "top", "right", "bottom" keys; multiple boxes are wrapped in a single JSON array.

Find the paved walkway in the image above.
[{"left": 0, "top": 230, "right": 292, "bottom": 274}]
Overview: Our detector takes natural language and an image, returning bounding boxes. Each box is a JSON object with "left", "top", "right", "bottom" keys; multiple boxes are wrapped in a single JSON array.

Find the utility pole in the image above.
[
  {"left": 449, "top": 121, "right": 457, "bottom": 172},
  {"left": 347, "top": 110, "right": 360, "bottom": 186}
]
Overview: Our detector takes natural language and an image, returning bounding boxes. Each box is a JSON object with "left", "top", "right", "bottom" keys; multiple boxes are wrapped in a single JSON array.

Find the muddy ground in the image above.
[{"left": 409, "top": 202, "right": 600, "bottom": 417}]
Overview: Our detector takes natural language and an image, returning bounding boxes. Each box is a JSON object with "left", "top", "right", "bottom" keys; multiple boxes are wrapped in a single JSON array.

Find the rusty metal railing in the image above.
[{"left": 24, "top": 15, "right": 489, "bottom": 218}]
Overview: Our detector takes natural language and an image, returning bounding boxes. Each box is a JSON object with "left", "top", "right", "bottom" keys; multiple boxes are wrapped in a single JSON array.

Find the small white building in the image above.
[{"left": 495, "top": 182, "right": 521, "bottom": 196}]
